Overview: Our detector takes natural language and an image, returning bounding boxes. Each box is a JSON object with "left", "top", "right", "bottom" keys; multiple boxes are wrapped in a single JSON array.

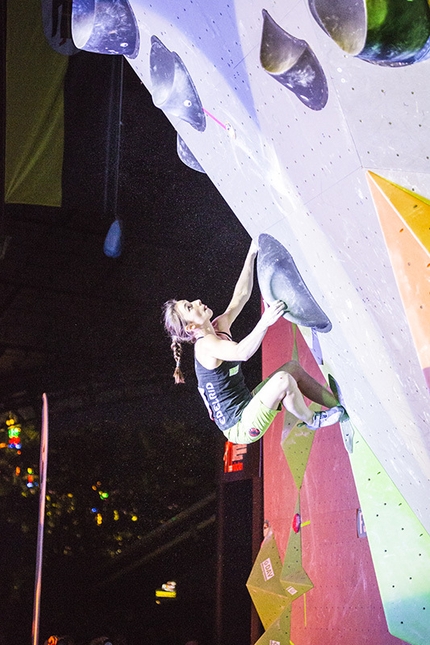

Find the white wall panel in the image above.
[{"left": 99, "top": 0, "right": 430, "bottom": 533}]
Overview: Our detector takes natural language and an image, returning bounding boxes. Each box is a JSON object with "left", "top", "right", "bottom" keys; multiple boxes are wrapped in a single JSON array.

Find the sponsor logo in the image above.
[
  {"left": 260, "top": 557, "right": 275, "bottom": 581},
  {"left": 205, "top": 383, "right": 226, "bottom": 426},
  {"left": 249, "top": 427, "right": 261, "bottom": 439}
]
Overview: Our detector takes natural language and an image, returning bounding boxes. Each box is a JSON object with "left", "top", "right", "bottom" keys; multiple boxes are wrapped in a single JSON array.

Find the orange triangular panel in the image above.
[
  {"left": 367, "top": 172, "right": 430, "bottom": 387},
  {"left": 368, "top": 172, "right": 430, "bottom": 255}
]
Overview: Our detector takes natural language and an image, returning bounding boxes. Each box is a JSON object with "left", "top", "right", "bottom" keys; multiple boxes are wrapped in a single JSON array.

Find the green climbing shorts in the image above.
[{"left": 222, "top": 378, "right": 281, "bottom": 445}]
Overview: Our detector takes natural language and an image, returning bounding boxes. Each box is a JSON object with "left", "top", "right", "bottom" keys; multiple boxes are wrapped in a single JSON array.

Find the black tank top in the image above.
[{"left": 194, "top": 332, "right": 252, "bottom": 431}]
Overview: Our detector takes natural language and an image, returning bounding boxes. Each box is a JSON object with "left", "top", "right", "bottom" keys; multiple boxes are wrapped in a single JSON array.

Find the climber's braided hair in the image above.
[{"left": 162, "top": 299, "right": 196, "bottom": 384}]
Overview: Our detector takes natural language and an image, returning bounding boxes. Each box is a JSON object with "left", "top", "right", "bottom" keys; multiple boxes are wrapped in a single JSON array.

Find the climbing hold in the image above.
[
  {"left": 260, "top": 9, "right": 328, "bottom": 110},
  {"left": 328, "top": 374, "right": 354, "bottom": 453},
  {"left": 177, "top": 135, "right": 206, "bottom": 173},
  {"left": 257, "top": 233, "right": 332, "bottom": 332},
  {"left": 71, "top": 0, "right": 139, "bottom": 58},
  {"left": 150, "top": 36, "right": 206, "bottom": 132},
  {"left": 308, "top": 0, "right": 367, "bottom": 55},
  {"left": 309, "top": 0, "right": 430, "bottom": 66},
  {"left": 292, "top": 513, "right": 301, "bottom": 533}
]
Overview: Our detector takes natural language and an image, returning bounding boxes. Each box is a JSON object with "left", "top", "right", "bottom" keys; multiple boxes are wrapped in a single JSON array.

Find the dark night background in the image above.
[{"left": 0, "top": 48, "right": 263, "bottom": 645}]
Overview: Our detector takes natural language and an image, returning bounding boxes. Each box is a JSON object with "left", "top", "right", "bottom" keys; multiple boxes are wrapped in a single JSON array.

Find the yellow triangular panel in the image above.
[
  {"left": 247, "top": 531, "right": 292, "bottom": 629},
  {"left": 368, "top": 172, "right": 430, "bottom": 255},
  {"left": 367, "top": 172, "right": 430, "bottom": 385},
  {"left": 254, "top": 606, "right": 292, "bottom": 645},
  {"left": 281, "top": 409, "right": 318, "bottom": 490},
  {"left": 280, "top": 496, "right": 313, "bottom": 599}
]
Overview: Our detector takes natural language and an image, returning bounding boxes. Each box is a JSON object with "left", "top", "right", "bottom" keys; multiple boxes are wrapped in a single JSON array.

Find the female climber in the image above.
[{"left": 162, "top": 241, "right": 345, "bottom": 444}]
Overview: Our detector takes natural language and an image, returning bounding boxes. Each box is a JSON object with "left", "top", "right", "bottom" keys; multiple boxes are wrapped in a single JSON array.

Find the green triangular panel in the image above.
[
  {"left": 254, "top": 606, "right": 292, "bottom": 645},
  {"left": 349, "top": 430, "right": 430, "bottom": 645},
  {"left": 280, "top": 496, "right": 313, "bottom": 598},
  {"left": 247, "top": 530, "right": 286, "bottom": 594},
  {"left": 247, "top": 585, "right": 292, "bottom": 631},
  {"left": 281, "top": 405, "right": 318, "bottom": 490},
  {"left": 247, "top": 531, "right": 292, "bottom": 629}
]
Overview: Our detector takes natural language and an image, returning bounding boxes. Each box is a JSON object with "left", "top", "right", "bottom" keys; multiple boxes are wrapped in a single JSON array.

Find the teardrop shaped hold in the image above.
[
  {"left": 308, "top": 0, "right": 367, "bottom": 55},
  {"left": 177, "top": 135, "right": 206, "bottom": 173},
  {"left": 260, "top": 9, "right": 328, "bottom": 110},
  {"left": 257, "top": 233, "right": 332, "bottom": 332},
  {"left": 309, "top": 0, "right": 430, "bottom": 66},
  {"left": 150, "top": 36, "right": 206, "bottom": 132},
  {"left": 71, "top": 0, "right": 140, "bottom": 58}
]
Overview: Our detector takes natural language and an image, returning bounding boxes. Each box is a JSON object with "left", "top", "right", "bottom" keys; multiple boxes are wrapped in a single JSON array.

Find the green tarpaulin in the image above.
[{"left": 5, "top": 0, "right": 68, "bottom": 206}]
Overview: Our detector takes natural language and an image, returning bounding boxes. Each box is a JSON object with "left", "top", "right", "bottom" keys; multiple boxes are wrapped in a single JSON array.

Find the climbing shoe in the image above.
[{"left": 305, "top": 405, "right": 346, "bottom": 430}]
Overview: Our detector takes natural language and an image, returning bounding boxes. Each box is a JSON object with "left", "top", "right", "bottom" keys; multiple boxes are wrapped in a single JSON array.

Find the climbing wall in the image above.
[
  {"left": 70, "top": 0, "right": 430, "bottom": 642},
  {"left": 261, "top": 318, "right": 430, "bottom": 644}
]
